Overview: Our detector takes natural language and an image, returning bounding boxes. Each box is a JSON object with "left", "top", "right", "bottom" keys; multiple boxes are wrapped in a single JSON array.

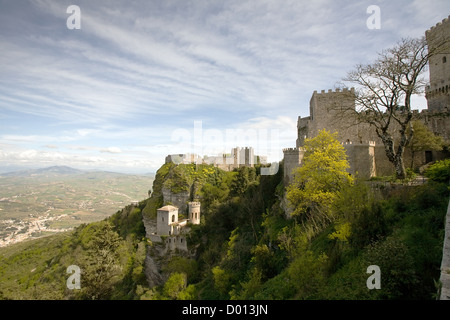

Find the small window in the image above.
[
  {"left": 443, "top": 56, "right": 447, "bottom": 63},
  {"left": 162, "top": 217, "right": 164, "bottom": 222},
  {"left": 172, "top": 215, "right": 175, "bottom": 222}
]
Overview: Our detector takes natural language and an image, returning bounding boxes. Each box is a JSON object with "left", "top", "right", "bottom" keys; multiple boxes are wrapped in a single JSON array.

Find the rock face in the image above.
[
  {"left": 142, "top": 163, "right": 204, "bottom": 289},
  {"left": 142, "top": 216, "right": 157, "bottom": 238},
  {"left": 439, "top": 200, "right": 450, "bottom": 300},
  {"left": 144, "top": 253, "right": 163, "bottom": 288},
  {"left": 161, "top": 187, "right": 190, "bottom": 214},
  {"left": 142, "top": 187, "right": 194, "bottom": 289}
]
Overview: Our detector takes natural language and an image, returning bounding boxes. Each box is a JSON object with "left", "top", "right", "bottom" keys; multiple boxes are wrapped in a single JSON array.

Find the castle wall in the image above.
[
  {"left": 342, "top": 142, "right": 376, "bottom": 178},
  {"left": 289, "top": 88, "right": 450, "bottom": 182},
  {"left": 373, "top": 145, "right": 395, "bottom": 176},
  {"left": 283, "top": 17, "right": 449, "bottom": 185},
  {"left": 418, "top": 110, "right": 450, "bottom": 141},
  {"left": 301, "top": 89, "right": 382, "bottom": 145},
  {"left": 165, "top": 235, "right": 188, "bottom": 252},
  {"left": 282, "top": 148, "right": 305, "bottom": 186},
  {"left": 426, "top": 15, "right": 450, "bottom": 113}
]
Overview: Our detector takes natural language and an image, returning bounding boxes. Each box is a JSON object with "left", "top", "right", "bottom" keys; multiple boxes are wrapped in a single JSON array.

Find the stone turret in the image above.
[
  {"left": 188, "top": 201, "right": 201, "bottom": 225},
  {"left": 282, "top": 147, "right": 305, "bottom": 186}
]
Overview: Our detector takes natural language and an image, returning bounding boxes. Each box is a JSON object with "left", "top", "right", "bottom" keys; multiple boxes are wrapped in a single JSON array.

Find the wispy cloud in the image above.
[{"left": 1, "top": 0, "right": 449, "bottom": 172}]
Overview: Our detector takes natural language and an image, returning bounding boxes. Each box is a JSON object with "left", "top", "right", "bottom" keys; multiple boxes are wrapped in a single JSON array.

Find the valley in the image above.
[{"left": 0, "top": 167, "right": 154, "bottom": 247}]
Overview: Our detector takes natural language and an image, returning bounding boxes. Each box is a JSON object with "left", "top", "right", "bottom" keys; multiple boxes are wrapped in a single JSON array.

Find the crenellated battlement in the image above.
[
  {"left": 283, "top": 147, "right": 306, "bottom": 153},
  {"left": 342, "top": 140, "right": 376, "bottom": 146},
  {"left": 426, "top": 15, "right": 450, "bottom": 34},
  {"left": 284, "top": 16, "right": 449, "bottom": 184},
  {"left": 313, "top": 87, "right": 355, "bottom": 95}
]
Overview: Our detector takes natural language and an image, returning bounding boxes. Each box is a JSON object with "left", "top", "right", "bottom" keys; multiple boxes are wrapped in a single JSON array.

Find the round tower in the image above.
[{"left": 188, "top": 201, "right": 201, "bottom": 225}]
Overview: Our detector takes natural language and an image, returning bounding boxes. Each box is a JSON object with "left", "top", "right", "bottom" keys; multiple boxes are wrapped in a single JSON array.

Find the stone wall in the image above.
[
  {"left": 282, "top": 148, "right": 304, "bottom": 185},
  {"left": 286, "top": 86, "right": 450, "bottom": 184},
  {"left": 426, "top": 15, "right": 450, "bottom": 113},
  {"left": 342, "top": 141, "right": 376, "bottom": 178}
]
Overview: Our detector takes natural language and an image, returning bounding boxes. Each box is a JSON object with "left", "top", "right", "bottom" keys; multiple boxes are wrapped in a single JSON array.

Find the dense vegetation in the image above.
[{"left": 0, "top": 134, "right": 448, "bottom": 299}]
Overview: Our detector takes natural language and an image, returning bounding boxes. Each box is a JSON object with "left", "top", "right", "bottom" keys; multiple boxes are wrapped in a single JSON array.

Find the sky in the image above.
[{"left": 0, "top": 0, "right": 449, "bottom": 174}]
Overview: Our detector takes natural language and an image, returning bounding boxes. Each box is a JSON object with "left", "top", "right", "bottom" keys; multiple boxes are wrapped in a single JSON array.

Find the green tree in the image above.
[
  {"left": 163, "top": 272, "right": 187, "bottom": 300},
  {"left": 212, "top": 266, "right": 232, "bottom": 298},
  {"left": 286, "top": 129, "right": 354, "bottom": 230},
  {"left": 230, "top": 167, "right": 257, "bottom": 196},
  {"left": 78, "top": 222, "right": 123, "bottom": 300},
  {"left": 407, "top": 120, "right": 445, "bottom": 168},
  {"left": 287, "top": 249, "right": 328, "bottom": 299}
]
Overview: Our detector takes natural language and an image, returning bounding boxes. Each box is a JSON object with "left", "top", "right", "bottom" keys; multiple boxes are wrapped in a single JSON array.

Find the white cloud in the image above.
[
  {"left": 100, "top": 147, "right": 122, "bottom": 154},
  {"left": 0, "top": 146, "right": 161, "bottom": 174},
  {"left": 1, "top": 0, "right": 448, "bottom": 172}
]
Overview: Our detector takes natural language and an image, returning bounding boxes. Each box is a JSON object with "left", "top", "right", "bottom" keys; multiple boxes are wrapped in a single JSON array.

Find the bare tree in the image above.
[{"left": 341, "top": 37, "right": 430, "bottom": 179}]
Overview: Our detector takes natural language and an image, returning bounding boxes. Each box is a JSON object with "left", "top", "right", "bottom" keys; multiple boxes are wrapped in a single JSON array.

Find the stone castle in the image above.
[
  {"left": 165, "top": 146, "right": 267, "bottom": 171},
  {"left": 148, "top": 201, "right": 201, "bottom": 252},
  {"left": 283, "top": 16, "right": 450, "bottom": 184}
]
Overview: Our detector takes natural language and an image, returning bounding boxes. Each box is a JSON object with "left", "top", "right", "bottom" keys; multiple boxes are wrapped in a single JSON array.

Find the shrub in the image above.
[
  {"left": 425, "top": 159, "right": 450, "bottom": 183},
  {"left": 362, "top": 236, "right": 419, "bottom": 299}
]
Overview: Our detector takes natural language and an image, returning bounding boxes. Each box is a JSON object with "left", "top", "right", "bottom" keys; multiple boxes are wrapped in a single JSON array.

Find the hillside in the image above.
[
  {"left": 0, "top": 166, "right": 84, "bottom": 177},
  {"left": 0, "top": 167, "right": 154, "bottom": 247},
  {"left": 0, "top": 158, "right": 448, "bottom": 300}
]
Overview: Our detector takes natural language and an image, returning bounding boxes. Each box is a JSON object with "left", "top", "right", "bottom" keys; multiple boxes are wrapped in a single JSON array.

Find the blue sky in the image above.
[{"left": 0, "top": 0, "right": 449, "bottom": 174}]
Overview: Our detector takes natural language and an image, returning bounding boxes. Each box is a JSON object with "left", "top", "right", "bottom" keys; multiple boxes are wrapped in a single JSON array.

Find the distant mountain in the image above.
[{"left": 0, "top": 166, "right": 84, "bottom": 177}]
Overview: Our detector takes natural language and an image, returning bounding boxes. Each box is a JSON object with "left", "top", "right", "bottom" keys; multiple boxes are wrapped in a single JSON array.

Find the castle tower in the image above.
[
  {"left": 188, "top": 201, "right": 201, "bottom": 225},
  {"left": 231, "top": 147, "right": 241, "bottom": 167},
  {"left": 426, "top": 15, "right": 450, "bottom": 112},
  {"left": 156, "top": 205, "right": 178, "bottom": 236},
  {"left": 282, "top": 148, "right": 305, "bottom": 186},
  {"left": 243, "top": 147, "right": 254, "bottom": 167},
  {"left": 305, "top": 88, "right": 362, "bottom": 143}
]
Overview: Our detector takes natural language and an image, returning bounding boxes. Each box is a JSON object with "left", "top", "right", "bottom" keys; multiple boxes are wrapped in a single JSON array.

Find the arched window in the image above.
[
  {"left": 443, "top": 56, "right": 447, "bottom": 63},
  {"left": 172, "top": 215, "right": 175, "bottom": 222}
]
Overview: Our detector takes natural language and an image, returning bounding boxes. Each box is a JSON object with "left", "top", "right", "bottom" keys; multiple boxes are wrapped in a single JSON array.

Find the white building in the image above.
[{"left": 151, "top": 202, "right": 201, "bottom": 251}]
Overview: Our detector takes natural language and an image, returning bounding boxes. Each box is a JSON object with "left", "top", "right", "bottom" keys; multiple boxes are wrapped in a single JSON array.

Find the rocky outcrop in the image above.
[
  {"left": 439, "top": 199, "right": 450, "bottom": 300},
  {"left": 144, "top": 253, "right": 163, "bottom": 288},
  {"left": 161, "top": 187, "right": 190, "bottom": 214},
  {"left": 142, "top": 216, "right": 157, "bottom": 238}
]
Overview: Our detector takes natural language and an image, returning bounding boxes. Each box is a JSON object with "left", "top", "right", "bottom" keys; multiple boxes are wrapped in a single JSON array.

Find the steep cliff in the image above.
[
  {"left": 142, "top": 163, "right": 224, "bottom": 219},
  {"left": 141, "top": 162, "right": 224, "bottom": 289}
]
